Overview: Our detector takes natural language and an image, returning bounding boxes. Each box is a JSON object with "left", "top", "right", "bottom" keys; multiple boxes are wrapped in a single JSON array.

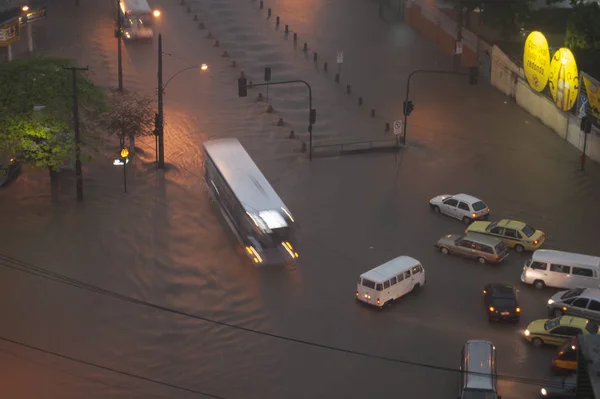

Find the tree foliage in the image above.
[
  {"left": 0, "top": 57, "right": 106, "bottom": 171},
  {"left": 101, "top": 92, "right": 155, "bottom": 142},
  {"left": 565, "top": 2, "right": 600, "bottom": 76}
]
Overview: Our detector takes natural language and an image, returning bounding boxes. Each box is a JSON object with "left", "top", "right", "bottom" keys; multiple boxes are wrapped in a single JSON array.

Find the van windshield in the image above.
[
  {"left": 361, "top": 279, "right": 376, "bottom": 290},
  {"left": 562, "top": 288, "right": 585, "bottom": 300},
  {"left": 462, "top": 390, "right": 497, "bottom": 399}
]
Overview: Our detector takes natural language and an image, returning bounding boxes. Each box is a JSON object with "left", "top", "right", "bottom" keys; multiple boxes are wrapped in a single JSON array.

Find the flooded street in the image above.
[{"left": 1, "top": 0, "right": 600, "bottom": 398}]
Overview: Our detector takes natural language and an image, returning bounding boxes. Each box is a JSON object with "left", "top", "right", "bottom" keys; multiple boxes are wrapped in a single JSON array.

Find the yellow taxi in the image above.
[
  {"left": 551, "top": 336, "right": 578, "bottom": 375},
  {"left": 524, "top": 316, "right": 598, "bottom": 347},
  {"left": 466, "top": 219, "right": 545, "bottom": 253}
]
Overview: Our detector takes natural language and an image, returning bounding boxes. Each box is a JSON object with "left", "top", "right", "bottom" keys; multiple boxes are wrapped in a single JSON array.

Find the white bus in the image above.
[
  {"left": 203, "top": 138, "right": 298, "bottom": 265},
  {"left": 119, "top": 0, "right": 156, "bottom": 41}
]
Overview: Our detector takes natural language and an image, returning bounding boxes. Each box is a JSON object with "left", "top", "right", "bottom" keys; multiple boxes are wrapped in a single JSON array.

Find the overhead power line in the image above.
[
  {"left": 0, "top": 253, "right": 566, "bottom": 389},
  {"left": 0, "top": 334, "right": 227, "bottom": 399}
]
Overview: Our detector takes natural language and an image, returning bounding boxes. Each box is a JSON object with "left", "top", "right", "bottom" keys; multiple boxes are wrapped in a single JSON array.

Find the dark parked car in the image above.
[
  {"left": 483, "top": 283, "right": 521, "bottom": 322},
  {"left": 0, "top": 157, "right": 21, "bottom": 187},
  {"left": 540, "top": 376, "right": 576, "bottom": 398}
]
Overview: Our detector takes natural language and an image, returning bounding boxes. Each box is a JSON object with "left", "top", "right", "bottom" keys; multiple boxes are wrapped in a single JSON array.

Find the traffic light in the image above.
[
  {"left": 403, "top": 100, "right": 414, "bottom": 116},
  {"left": 469, "top": 67, "right": 478, "bottom": 85},
  {"left": 310, "top": 109, "right": 316, "bottom": 124},
  {"left": 238, "top": 77, "right": 247, "bottom": 97}
]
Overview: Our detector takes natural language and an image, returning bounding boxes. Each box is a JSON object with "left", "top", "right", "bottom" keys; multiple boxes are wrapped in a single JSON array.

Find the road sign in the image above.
[
  {"left": 0, "top": 20, "right": 20, "bottom": 46},
  {"left": 120, "top": 148, "right": 129, "bottom": 158},
  {"left": 393, "top": 120, "right": 402, "bottom": 135},
  {"left": 337, "top": 51, "right": 344, "bottom": 64}
]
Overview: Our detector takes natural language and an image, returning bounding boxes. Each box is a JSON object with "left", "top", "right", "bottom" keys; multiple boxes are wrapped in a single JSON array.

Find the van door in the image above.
[
  {"left": 382, "top": 279, "right": 392, "bottom": 303},
  {"left": 399, "top": 270, "right": 412, "bottom": 296},
  {"left": 388, "top": 276, "right": 399, "bottom": 299},
  {"left": 571, "top": 267, "right": 597, "bottom": 289},
  {"left": 548, "top": 264, "right": 571, "bottom": 288}
]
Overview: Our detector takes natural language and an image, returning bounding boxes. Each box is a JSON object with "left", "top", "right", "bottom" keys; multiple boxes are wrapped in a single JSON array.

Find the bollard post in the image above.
[
  {"left": 258, "top": 93, "right": 263, "bottom": 101},
  {"left": 277, "top": 117, "right": 284, "bottom": 126},
  {"left": 335, "top": 73, "right": 340, "bottom": 83},
  {"left": 207, "top": 31, "right": 213, "bottom": 38},
  {"left": 240, "top": 71, "right": 245, "bottom": 78},
  {"left": 385, "top": 122, "right": 390, "bottom": 132},
  {"left": 303, "top": 42, "right": 307, "bottom": 52},
  {"left": 371, "top": 109, "right": 375, "bottom": 118},
  {"left": 232, "top": 60, "right": 237, "bottom": 67},
  {"left": 276, "top": 16, "right": 280, "bottom": 25},
  {"left": 313, "top": 52, "right": 318, "bottom": 62},
  {"left": 214, "top": 40, "right": 220, "bottom": 47},
  {"left": 194, "top": 14, "right": 198, "bottom": 20},
  {"left": 293, "top": 33, "right": 297, "bottom": 42},
  {"left": 285, "top": 25, "right": 289, "bottom": 33},
  {"left": 289, "top": 130, "right": 295, "bottom": 138},
  {"left": 260, "top": 0, "right": 263, "bottom": 8},
  {"left": 324, "top": 62, "right": 328, "bottom": 71},
  {"left": 198, "top": 22, "right": 205, "bottom": 29},
  {"left": 358, "top": 97, "right": 363, "bottom": 106},
  {"left": 301, "top": 142, "right": 307, "bottom": 152},
  {"left": 187, "top": 6, "right": 191, "bottom": 12},
  {"left": 267, "top": 8, "right": 271, "bottom": 17},
  {"left": 346, "top": 85, "right": 351, "bottom": 94}
]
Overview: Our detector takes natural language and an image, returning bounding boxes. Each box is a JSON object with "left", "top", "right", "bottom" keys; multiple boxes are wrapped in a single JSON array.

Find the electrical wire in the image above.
[
  {"left": 0, "top": 334, "right": 227, "bottom": 399},
  {"left": 0, "top": 253, "right": 568, "bottom": 389}
]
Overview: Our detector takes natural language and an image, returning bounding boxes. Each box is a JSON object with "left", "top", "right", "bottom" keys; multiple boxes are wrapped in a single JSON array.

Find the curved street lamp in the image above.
[{"left": 156, "top": 33, "right": 208, "bottom": 169}]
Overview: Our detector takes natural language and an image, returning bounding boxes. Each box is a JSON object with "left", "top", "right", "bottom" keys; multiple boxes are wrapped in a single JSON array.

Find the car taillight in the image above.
[
  {"left": 356, "top": 291, "right": 359, "bottom": 297},
  {"left": 489, "top": 306, "right": 494, "bottom": 312},
  {"left": 516, "top": 307, "right": 521, "bottom": 313},
  {"left": 376, "top": 298, "right": 380, "bottom": 305},
  {"left": 534, "top": 240, "right": 539, "bottom": 245}
]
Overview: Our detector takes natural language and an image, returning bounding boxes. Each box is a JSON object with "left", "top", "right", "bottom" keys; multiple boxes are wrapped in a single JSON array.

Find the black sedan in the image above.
[{"left": 483, "top": 283, "right": 521, "bottom": 322}]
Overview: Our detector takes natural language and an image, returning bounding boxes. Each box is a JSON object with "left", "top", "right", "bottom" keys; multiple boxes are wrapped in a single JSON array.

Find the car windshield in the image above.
[
  {"left": 486, "top": 221, "right": 498, "bottom": 231},
  {"left": 521, "top": 224, "right": 536, "bottom": 237},
  {"left": 562, "top": 288, "right": 585, "bottom": 300},
  {"left": 494, "top": 242, "right": 507, "bottom": 253},
  {"left": 545, "top": 318, "right": 561, "bottom": 330},
  {"left": 472, "top": 201, "right": 487, "bottom": 211},
  {"left": 493, "top": 298, "right": 516, "bottom": 308},
  {"left": 586, "top": 322, "right": 599, "bottom": 335}
]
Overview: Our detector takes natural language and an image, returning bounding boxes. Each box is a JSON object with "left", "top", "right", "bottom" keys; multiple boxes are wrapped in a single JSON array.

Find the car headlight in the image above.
[
  {"left": 541, "top": 388, "right": 547, "bottom": 396},
  {"left": 524, "top": 329, "right": 530, "bottom": 336},
  {"left": 548, "top": 299, "right": 555, "bottom": 305}
]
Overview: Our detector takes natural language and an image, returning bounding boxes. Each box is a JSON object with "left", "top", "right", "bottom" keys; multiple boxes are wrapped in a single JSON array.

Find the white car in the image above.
[{"left": 429, "top": 193, "right": 490, "bottom": 225}]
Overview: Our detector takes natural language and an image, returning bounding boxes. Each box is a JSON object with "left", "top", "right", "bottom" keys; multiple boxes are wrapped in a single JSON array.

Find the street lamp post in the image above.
[
  {"left": 116, "top": 0, "right": 123, "bottom": 92},
  {"left": 156, "top": 33, "right": 208, "bottom": 169},
  {"left": 63, "top": 65, "right": 89, "bottom": 202}
]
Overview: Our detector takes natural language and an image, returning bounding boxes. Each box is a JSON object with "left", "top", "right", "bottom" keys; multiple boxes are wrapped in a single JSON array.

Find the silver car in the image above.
[
  {"left": 547, "top": 288, "right": 600, "bottom": 320},
  {"left": 435, "top": 232, "right": 509, "bottom": 264}
]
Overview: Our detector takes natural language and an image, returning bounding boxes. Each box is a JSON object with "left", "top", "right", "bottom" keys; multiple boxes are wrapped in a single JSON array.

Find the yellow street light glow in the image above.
[
  {"left": 21, "top": 5, "right": 29, "bottom": 12},
  {"left": 153, "top": 9, "right": 161, "bottom": 17},
  {"left": 200, "top": 63, "right": 208, "bottom": 71}
]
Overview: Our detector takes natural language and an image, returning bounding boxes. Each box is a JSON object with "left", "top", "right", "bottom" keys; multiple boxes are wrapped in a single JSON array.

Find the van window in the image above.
[
  {"left": 550, "top": 264, "right": 570, "bottom": 274},
  {"left": 383, "top": 280, "right": 390, "bottom": 289},
  {"left": 589, "top": 301, "right": 600, "bottom": 312},
  {"left": 376, "top": 283, "right": 383, "bottom": 291},
  {"left": 573, "top": 267, "right": 594, "bottom": 277},
  {"left": 531, "top": 261, "right": 547, "bottom": 270},
  {"left": 362, "top": 279, "right": 376, "bottom": 289},
  {"left": 404, "top": 271, "right": 411, "bottom": 279},
  {"left": 397, "top": 274, "right": 404, "bottom": 282},
  {"left": 389, "top": 277, "right": 397, "bottom": 286}
]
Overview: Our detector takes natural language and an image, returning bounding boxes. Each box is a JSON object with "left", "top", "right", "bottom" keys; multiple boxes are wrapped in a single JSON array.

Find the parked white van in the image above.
[
  {"left": 356, "top": 256, "right": 425, "bottom": 308},
  {"left": 521, "top": 249, "right": 600, "bottom": 290}
]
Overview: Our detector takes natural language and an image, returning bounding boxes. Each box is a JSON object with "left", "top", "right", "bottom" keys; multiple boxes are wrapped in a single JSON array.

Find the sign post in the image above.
[
  {"left": 336, "top": 51, "right": 344, "bottom": 77},
  {"left": 120, "top": 148, "right": 129, "bottom": 193}
]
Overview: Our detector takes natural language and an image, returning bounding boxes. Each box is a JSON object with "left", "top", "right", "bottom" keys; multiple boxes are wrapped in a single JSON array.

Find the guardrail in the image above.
[{"left": 311, "top": 137, "right": 400, "bottom": 157}]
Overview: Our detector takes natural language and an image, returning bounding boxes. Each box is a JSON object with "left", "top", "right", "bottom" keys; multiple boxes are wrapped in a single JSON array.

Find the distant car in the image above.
[
  {"left": 435, "top": 232, "right": 509, "bottom": 264},
  {"left": 483, "top": 283, "right": 520, "bottom": 322},
  {"left": 524, "top": 316, "right": 598, "bottom": 347},
  {"left": 548, "top": 288, "right": 600, "bottom": 320},
  {"left": 466, "top": 219, "right": 545, "bottom": 253},
  {"left": 539, "top": 376, "right": 576, "bottom": 398},
  {"left": 0, "top": 157, "right": 21, "bottom": 187},
  {"left": 429, "top": 193, "right": 490, "bottom": 225}
]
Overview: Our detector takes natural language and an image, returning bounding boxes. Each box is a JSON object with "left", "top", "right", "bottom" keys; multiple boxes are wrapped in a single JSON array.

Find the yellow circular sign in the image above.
[
  {"left": 120, "top": 148, "right": 129, "bottom": 158},
  {"left": 548, "top": 48, "right": 579, "bottom": 112},
  {"left": 523, "top": 31, "right": 550, "bottom": 92}
]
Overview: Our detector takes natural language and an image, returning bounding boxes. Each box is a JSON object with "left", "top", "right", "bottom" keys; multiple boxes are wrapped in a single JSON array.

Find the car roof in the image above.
[
  {"left": 463, "top": 340, "right": 495, "bottom": 391},
  {"left": 559, "top": 316, "right": 589, "bottom": 328},
  {"left": 489, "top": 283, "right": 516, "bottom": 297},
  {"left": 361, "top": 256, "right": 420, "bottom": 283},
  {"left": 580, "top": 288, "right": 600, "bottom": 299},
  {"left": 497, "top": 219, "right": 526, "bottom": 229},
  {"left": 465, "top": 232, "right": 503, "bottom": 246},
  {"left": 452, "top": 193, "right": 482, "bottom": 204},
  {"left": 533, "top": 250, "right": 600, "bottom": 268}
]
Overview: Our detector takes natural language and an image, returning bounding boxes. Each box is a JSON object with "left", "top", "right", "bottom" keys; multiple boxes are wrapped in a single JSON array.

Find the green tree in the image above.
[
  {"left": 100, "top": 92, "right": 155, "bottom": 156},
  {"left": 565, "top": 2, "right": 600, "bottom": 76},
  {"left": 0, "top": 57, "right": 106, "bottom": 188}
]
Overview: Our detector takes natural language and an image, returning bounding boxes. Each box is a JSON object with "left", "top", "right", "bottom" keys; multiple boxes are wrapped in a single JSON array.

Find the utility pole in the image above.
[
  {"left": 454, "top": 0, "right": 463, "bottom": 71},
  {"left": 157, "top": 33, "right": 165, "bottom": 169},
  {"left": 63, "top": 66, "right": 89, "bottom": 202},
  {"left": 116, "top": 0, "right": 123, "bottom": 92}
]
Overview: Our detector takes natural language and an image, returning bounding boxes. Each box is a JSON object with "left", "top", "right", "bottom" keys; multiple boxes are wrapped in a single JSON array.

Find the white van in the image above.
[
  {"left": 356, "top": 256, "right": 425, "bottom": 308},
  {"left": 119, "top": 0, "right": 156, "bottom": 41},
  {"left": 458, "top": 340, "right": 500, "bottom": 399},
  {"left": 521, "top": 249, "right": 600, "bottom": 290}
]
